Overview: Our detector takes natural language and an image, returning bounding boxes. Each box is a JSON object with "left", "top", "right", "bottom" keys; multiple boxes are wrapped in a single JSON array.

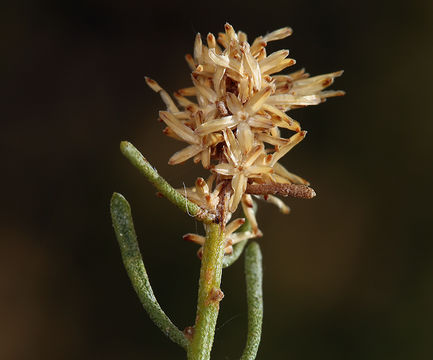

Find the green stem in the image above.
[
  {"left": 110, "top": 192, "right": 189, "bottom": 350},
  {"left": 240, "top": 242, "right": 263, "bottom": 360},
  {"left": 120, "top": 141, "right": 214, "bottom": 223},
  {"left": 187, "top": 222, "right": 226, "bottom": 360}
]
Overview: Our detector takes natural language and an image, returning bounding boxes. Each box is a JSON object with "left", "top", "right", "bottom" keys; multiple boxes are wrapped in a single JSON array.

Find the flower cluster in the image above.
[{"left": 146, "top": 24, "right": 343, "bottom": 255}]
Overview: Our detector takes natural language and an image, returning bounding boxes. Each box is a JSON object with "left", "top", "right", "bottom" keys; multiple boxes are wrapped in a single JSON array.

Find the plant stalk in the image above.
[{"left": 187, "top": 222, "right": 226, "bottom": 360}]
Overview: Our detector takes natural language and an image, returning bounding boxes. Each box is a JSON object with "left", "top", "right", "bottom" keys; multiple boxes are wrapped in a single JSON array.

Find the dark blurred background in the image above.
[{"left": 2, "top": 0, "right": 433, "bottom": 359}]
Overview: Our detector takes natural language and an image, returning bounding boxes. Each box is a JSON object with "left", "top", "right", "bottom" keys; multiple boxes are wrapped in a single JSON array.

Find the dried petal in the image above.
[
  {"left": 145, "top": 77, "right": 179, "bottom": 113},
  {"left": 245, "top": 86, "right": 273, "bottom": 114},
  {"left": 168, "top": 144, "right": 202, "bottom": 165},
  {"left": 230, "top": 173, "right": 247, "bottom": 212},
  {"left": 271, "top": 130, "right": 307, "bottom": 165},
  {"left": 236, "top": 122, "right": 254, "bottom": 154},
  {"left": 225, "top": 218, "right": 246, "bottom": 235},
  {"left": 194, "top": 33, "right": 203, "bottom": 63},
  {"left": 262, "top": 27, "right": 293, "bottom": 42},
  {"left": 213, "top": 163, "right": 235, "bottom": 176},
  {"left": 195, "top": 116, "right": 237, "bottom": 135},
  {"left": 159, "top": 111, "right": 200, "bottom": 144},
  {"left": 241, "top": 194, "right": 260, "bottom": 235},
  {"left": 273, "top": 162, "right": 310, "bottom": 185},
  {"left": 267, "top": 94, "right": 321, "bottom": 107},
  {"left": 183, "top": 233, "right": 205, "bottom": 245}
]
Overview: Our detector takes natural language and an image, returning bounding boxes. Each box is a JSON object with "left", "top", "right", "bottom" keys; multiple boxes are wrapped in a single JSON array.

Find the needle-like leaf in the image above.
[{"left": 110, "top": 192, "right": 189, "bottom": 350}]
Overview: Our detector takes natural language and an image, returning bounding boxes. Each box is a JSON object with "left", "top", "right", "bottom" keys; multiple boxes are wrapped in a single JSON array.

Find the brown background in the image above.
[{"left": 2, "top": 0, "right": 433, "bottom": 359}]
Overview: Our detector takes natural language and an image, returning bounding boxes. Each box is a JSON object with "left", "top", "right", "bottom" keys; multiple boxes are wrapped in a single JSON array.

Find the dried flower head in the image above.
[{"left": 146, "top": 23, "right": 343, "bottom": 254}]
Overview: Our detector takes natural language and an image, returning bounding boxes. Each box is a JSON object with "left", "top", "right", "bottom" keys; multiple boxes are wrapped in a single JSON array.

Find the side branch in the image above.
[
  {"left": 110, "top": 192, "right": 189, "bottom": 350},
  {"left": 246, "top": 183, "right": 316, "bottom": 199},
  {"left": 240, "top": 242, "right": 263, "bottom": 360},
  {"left": 120, "top": 141, "right": 214, "bottom": 223}
]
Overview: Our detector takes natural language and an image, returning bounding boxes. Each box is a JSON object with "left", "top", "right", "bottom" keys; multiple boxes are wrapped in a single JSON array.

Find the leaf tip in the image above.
[
  {"left": 110, "top": 192, "right": 129, "bottom": 214},
  {"left": 120, "top": 141, "right": 131, "bottom": 153}
]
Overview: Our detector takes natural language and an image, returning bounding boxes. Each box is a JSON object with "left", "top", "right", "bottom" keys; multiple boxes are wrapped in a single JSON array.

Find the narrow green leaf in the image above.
[
  {"left": 120, "top": 141, "right": 213, "bottom": 223},
  {"left": 110, "top": 192, "right": 189, "bottom": 350},
  {"left": 240, "top": 242, "right": 263, "bottom": 360}
]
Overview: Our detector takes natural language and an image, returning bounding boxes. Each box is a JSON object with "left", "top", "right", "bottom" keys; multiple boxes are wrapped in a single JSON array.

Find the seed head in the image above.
[{"left": 146, "top": 24, "right": 343, "bottom": 251}]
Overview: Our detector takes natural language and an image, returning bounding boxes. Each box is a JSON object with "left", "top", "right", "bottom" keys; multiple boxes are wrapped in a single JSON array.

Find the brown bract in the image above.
[{"left": 246, "top": 183, "right": 316, "bottom": 199}]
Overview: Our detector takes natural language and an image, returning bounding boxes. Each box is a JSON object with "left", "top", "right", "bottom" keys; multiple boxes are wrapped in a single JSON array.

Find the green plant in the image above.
[{"left": 111, "top": 23, "right": 343, "bottom": 360}]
